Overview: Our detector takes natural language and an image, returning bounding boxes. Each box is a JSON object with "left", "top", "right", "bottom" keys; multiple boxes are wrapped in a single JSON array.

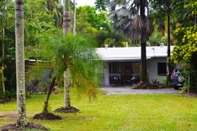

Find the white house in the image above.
[{"left": 96, "top": 45, "right": 174, "bottom": 86}]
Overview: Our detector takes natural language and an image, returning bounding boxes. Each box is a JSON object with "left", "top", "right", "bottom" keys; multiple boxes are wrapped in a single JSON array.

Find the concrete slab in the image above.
[{"left": 100, "top": 86, "right": 181, "bottom": 95}]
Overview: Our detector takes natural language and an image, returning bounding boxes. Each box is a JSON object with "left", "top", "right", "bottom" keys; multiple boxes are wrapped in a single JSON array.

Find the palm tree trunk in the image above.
[
  {"left": 166, "top": 14, "right": 171, "bottom": 84},
  {"left": 42, "top": 77, "right": 56, "bottom": 113},
  {"left": 63, "top": 0, "right": 70, "bottom": 35},
  {"left": 64, "top": 70, "right": 70, "bottom": 108},
  {"left": 63, "top": 0, "right": 71, "bottom": 108},
  {"left": 140, "top": 0, "right": 147, "bottom": 83},
  {"left": 15, "top": 0, "right": 27, "bottom": 126}
]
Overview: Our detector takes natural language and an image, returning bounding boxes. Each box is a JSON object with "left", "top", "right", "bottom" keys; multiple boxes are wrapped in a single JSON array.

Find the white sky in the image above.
[
  {"left": 76, "top": 0, "right": 96, "bottom": 7},
  {"left": 60, "top": 0, "right": 96, "bottom": 7}
]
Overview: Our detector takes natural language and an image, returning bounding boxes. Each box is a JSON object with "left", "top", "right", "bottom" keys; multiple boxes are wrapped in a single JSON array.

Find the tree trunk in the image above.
[
  {"left": 63, "top": 0, "right": 70, "bottom": 36},
  {"left": 63, "top": 0, "right": 71, "bottom": 108},
  {"left": 47, "top": 0, "right": 52, "bottom": 13},
  {"left": 140, "top": 0, "right": 147, "bottom": 83},
  {"left": 166, "top": 11, "right": 171, "bottom": 85},
  {"left": 64, "top": 70, "right": 70, "bottom": 108},
  {"left": 42, "top": 77, "right": 56, "bottom": 113},
  {"left": 15, "top": 0, "right": 27, "bottom": 126}
]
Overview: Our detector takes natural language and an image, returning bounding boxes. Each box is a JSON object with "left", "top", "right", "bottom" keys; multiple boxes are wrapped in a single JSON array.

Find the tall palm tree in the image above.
[
  {"left": 39, "top": 0, "right": 76, "bottom": 114},
  {"left": 63, "top": 0, "right": 72, "bottom": 110},
  {"left": 15, "top": 0, "right": 27, "bottom": 126},
  {"left": 151, "top": 0, "right": 186, "bottom": 84},
  {"left": 108, "top": 0, "right": 153, "bottom": 84}
]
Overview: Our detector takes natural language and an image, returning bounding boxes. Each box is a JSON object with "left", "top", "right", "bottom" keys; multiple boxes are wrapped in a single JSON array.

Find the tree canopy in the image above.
[
  {"left": 76, "top": 6, "right": 110, "bottom": 35},
  {"left": 171, "top": 1, "right": 197, "bottom": 64}
]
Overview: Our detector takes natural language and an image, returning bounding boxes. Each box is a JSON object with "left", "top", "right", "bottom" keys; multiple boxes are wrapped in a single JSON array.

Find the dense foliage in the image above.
[
  {"left": 1, "top": 0, "right": 197, "bottom": 97},
  {"left": 76, "top": 6, "right": 109, "bottom": 35},
  {"left": 170, "top": 1, "right": 197, "bottom": 92},
  {"left": 0, "top": 1, "right": 16, "bottom": 99},
  {"left": 76, "top": 5, "right": 129, "bottom": 47}
]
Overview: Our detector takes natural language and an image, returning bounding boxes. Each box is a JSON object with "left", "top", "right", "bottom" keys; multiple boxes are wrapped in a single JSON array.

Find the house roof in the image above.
[{"left": 96, "top": 46, "right": 174, "bottom": 61}]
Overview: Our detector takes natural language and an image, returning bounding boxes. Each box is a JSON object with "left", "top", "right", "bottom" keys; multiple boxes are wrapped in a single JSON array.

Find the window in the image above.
[{"left": 158, "top": 63, "right": 166, "bottom": 76}]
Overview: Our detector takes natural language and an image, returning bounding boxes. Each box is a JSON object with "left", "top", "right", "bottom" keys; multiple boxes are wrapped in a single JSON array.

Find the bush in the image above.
[{"left": 0, "top": 89, "right": 16, "bottom": 99}]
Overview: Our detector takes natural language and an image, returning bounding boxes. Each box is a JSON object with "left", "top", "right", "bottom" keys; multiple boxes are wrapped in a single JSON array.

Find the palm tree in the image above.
[
  {"left": 34, "top": 0, "right": 75, "bottom": 115},
  {"left": 108, "top": 0, "right": 153, "bottom": 84},
  {"left": 62, "top": 0, "right": 72, "bottom": 111},
  {"left": 151, "top": 0, "right": 186, "bottom": 84},
  {"left": 15, "top": 0, "right": 27, "bottom": 126},
  {"left": 39, "top": 32, "right": 102, "bottom": 113}
]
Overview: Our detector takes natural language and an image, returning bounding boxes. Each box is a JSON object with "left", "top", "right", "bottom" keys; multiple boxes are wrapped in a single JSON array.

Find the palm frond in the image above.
[
  {"left": 145, "top": 17, "right": 154, "bottom": 37},
  {"left": 132, "top": 15, "right": 144, "bottom": 31},
  {"left": 129, "top": 30, "right": 141, "bottom": 44},
  {"left": 123, "top": 21, "right": 132, "bottom": 30},
  {"left": 115, "top": 17, "right": 129, "bottom": 27},
  {"left": 108, "top": 11, "right": 116, "bottom": 19},
  {"left": 116, "top": 7, "right": 130, "bottom": 17},
  {"left": 128, "top": 7, "right": 138, "bottom": 17}
]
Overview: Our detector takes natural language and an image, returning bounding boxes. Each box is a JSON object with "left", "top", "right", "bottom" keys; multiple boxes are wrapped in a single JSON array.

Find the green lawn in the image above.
[{"left": 0, "top": 88, "right": 197, "bottom": 131}]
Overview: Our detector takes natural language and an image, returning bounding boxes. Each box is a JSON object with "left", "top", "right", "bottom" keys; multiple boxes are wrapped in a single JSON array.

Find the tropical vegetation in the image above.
[
  {"left": 0, "top": 0, "right": 197, "bottom": 129},
  {"left": 170, "top": 1, "right": 197, "bottom": 93}
]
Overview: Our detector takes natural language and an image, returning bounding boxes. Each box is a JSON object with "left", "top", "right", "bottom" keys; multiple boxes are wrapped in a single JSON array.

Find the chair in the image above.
[{"left": 109, "top": 75, "right": 121, "bottom": 85}]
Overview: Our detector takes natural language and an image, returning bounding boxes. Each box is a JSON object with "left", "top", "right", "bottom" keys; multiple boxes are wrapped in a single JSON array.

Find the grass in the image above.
[{"left": 0, "top": 88, "right": 197, "bottom": 131}]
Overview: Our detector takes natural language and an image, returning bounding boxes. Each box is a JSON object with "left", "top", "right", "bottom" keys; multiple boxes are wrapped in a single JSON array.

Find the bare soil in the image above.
[
  {"left": 1, "top": 122, "right": 48, "bottom": 131},
  {"left": 0, "top": 111, "right": 17, "bottom": 122},
  {"left": 0, "top": 99, "right": 12, "bottom": 104},
  {"left": 33, "top": 112, "right": 62, "bottom": 120},
  {"left": 0, "top": 112, "right": 61, "bottom": 130},
  {"left": 54, "top": 106, "right": 79, "bottom": 113}
]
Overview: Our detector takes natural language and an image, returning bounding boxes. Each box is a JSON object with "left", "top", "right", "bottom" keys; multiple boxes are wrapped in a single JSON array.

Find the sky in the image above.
[{"left": 76, "top": 0, "right": 96, "bottom": 7}]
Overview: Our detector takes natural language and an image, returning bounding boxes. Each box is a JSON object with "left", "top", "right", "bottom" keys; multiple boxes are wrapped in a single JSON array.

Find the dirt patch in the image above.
[
  {"left": 0, "top": 99, "right": 12, "bottom": 104},
  {"left": 0, "top": 111, "right": 17, "bottom": 122},
  {"left": 181, "top": 92, "right": 197, "bottom": 97},
  {"left": 1, "top": 122, "right": 48, "bottom": 131},
  {"left": 33, "top": 113, "right": 62, "bottom": 120},
  {"left": 54, "top": 106, "right": 79, "bottom": 113}
]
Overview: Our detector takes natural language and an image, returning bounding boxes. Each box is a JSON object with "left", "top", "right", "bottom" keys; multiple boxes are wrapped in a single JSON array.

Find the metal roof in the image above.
[{"left": 96, "top": 46, "right": 174, "bottom": 61}]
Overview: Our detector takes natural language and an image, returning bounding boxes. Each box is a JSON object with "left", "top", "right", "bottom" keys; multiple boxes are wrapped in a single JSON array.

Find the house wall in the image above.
[
  {"left": 102, "top": 57, "right": 167, "bottom": 86},
  {"left": 147, "top": 57, "right": 167, "bottom": 83},
  {"left": 103, "top": 62, "right": 109, "bottom": 86}
]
